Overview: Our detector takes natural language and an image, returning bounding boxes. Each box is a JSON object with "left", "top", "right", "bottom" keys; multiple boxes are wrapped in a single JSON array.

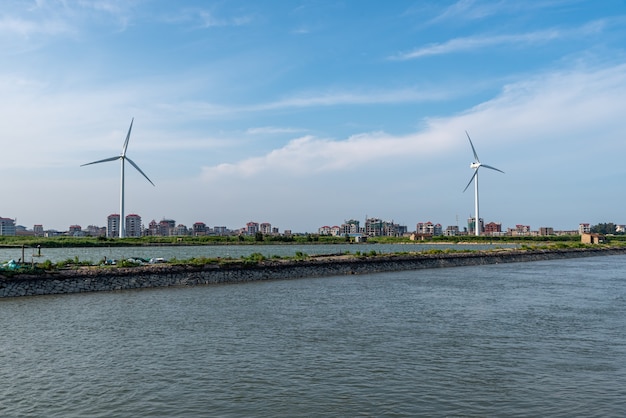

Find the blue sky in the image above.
[{"left": 2, "top": 0, "right": 626, "bottom": 233}]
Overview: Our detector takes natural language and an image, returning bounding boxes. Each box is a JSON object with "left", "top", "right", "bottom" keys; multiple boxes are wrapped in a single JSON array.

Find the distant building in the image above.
[
  {"left": 509, "top": 225, "right": 531, "bottom": 236},
  {"left": 0, "top": 217, "right": 16, "bottom": 236},
  {"left": 581, "top": 232, "right": 604, "bottom": 244},
  {"left": 260, "top": 222, "right": 272, "bottom": 235},
  {"left": 246, "top": 222, "right": 259, "bottom": 235},
  {"left": 579, "top": 223, "right": 591, "bottom": 235},
  {"left": 444, "top": 225, "right": 460, "bottom": 236},
  {"left": 86, "top": 225, "right": 106, "bottom": 237},
  {"left": 484, "top": 222, "right": 502, "bottom": 235},
  {"left": 193, "top": 222, "right": 207, "bottom": 236},
  {"left": 107, "top": 214, "right": 120, "bottom": 238},
  {"left": 213, "top": 226, "right": 228, "bottom": 235},
  {"left": 318, "top": 225, "right": 332, "bottom": 235},
  {"left": 126, "top": 214, "right": 142, "bottom": 237},
  {"left": 416, "top": 222, "right": 442, "bottom": 236},
  {"left": 539, "top": 227, "right": 554, "bottom": 236},
  {"left": 33, "top": 224, "right": 44, "bottom": 237},
  {"left": 69, "top": 225, "right": 82, "bottom": 236},
  {"left": 15, "top": 225, "right": 32, "bottom": 236},
  {"left": 341, "top": 220, "right": 360, "bottom": 236},
  {"left": 467, "top": 217, "right": 484, "bottom": 235},
  {"left": 159, "top": 219, "right": 176, "bottom": 236},
  {"left": 365, "top": 218, "right": 384, "bottom": 236},
  {"left": 174, "top": 224, "right": 188, "bottom": 236}
]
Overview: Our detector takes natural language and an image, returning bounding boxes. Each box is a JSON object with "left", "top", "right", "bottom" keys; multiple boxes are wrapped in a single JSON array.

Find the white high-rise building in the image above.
[
  {"left": 126, "top": 214, "right": 142, "bottom": 237},
  {"left": 0, "top": 217, "right": 16, "bottom": 236},
  {"left": 107, "top": 214, "right": 120, "bottom": 238}
]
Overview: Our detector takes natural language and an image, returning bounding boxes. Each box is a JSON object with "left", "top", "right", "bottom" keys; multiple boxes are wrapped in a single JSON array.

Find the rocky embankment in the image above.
[{"left": 2, "top": 246, "right": 625, "bottom": 298}]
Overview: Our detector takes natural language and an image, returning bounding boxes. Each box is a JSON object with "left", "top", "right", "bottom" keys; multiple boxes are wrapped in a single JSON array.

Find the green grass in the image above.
[{"left": 1, "top": 238, "right": 621, "bottom": 276}]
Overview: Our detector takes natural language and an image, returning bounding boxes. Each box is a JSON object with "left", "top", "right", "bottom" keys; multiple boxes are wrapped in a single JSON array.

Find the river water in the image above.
[{"left": 1, "top": 254, "right": 625, "bottom": 417}]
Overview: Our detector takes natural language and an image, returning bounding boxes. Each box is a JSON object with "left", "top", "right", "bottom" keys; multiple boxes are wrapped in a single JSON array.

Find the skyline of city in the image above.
[{"left": 1, "top": 210, "right": 614, "bottom": 238}]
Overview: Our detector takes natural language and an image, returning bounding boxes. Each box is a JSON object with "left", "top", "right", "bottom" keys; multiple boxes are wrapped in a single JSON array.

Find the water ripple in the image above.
[{"left": 1, "top": 256, "right": 625, "bottom": 416}]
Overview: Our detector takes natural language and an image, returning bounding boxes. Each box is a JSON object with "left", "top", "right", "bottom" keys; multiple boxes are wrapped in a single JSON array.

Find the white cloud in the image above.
[
  {"left": 200, "top": 62, "right": 626, "bottom": 183},
  {"left": 428, "top": 0, "right": 583, "bottom": 24},
  {"left": 250, "top": 87, "right": 452, "bottom": 110},
  {"left": 0, "top": 16, "right": 71, "bottom": 37},
  {"left": 430, "top": 0, "right": 500, "bottom": 22},
  {"left": 391, "top": 30, "right": 562, "bottom": 60},
  {"left": 246, "top": 126, "right": 304, "bottom": 135},
  {"left": 162, "top": 7, "right": 254, "bottom": 29},
  {"left": 201, "top": 130, "right": 455, "bottom": 182},
  {"left": 392, "top": 18, "right": 612, "bottom": 61},
  {"left": 149, "top": 86, "right": 454, "bottom": 119}
]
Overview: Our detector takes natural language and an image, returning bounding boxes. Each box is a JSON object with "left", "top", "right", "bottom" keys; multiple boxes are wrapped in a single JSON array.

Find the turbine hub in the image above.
[{"left": 470, "top": 162, "right": 481, "bottom": 169}]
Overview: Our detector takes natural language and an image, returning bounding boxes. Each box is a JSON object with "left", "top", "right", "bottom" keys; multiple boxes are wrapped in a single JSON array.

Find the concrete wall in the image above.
[{"left": 1, "top": 247, "right": 625, "bottom": 298}]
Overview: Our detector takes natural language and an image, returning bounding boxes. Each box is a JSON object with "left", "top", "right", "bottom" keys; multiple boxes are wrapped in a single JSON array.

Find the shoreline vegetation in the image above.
[
  {"left": 1, "top": 235, "right": 625, "bottom": 276},
  {"left": 1, "top": 233, "right": 621, "bottom": 249},
  {"left": 1, "top": 240, "right": 625, "bottom": 297}
]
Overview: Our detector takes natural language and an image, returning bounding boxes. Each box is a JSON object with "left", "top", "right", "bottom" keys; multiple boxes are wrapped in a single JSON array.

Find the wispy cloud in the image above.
[
  {"left": 201, "top": 63, "right": 626, "bottom": 182},
  {"left": 391, "top": 30, "right": 561, "bottom": 60},
  {"left": 0, "top": 0, "right": 137, "bottom": 39},
  {"left": 428, "top": 0, "right": 580, "bottom": 24},
  {"left": 246, "top": 126, "right": 305, "bottom": 135},
  {"left": 250, "top": 87, "right": 452, "bottom": 111},
  {"left": 201, "top": 130, "right": 451, "bottom": 181},
  {"left": 0, "top": 15, "right": 71, "bottom": 37},
  {"left": 163, "top": 7, "right": 254, "bottom": 29},
  {"left": 430, "top": 0, "right": 503, "bottom": 22},
  {"left": 197, "top": 10, "right": 253, "bottom": 28},
  {"left": 390, "top": 19, "right": 609, "bottom": 60},
  {"left": 151, "top": 86, "right": 455, "bottom": 120}
]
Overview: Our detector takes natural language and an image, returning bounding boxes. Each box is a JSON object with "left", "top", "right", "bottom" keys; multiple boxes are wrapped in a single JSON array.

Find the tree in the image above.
[{"left": 591, "top": 223, "right": 616, "bottom": 234}]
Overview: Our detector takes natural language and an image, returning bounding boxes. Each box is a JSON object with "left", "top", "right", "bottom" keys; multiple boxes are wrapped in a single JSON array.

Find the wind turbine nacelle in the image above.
[{"left": 470, "top": 162, "right": 481, "bottom": 169}]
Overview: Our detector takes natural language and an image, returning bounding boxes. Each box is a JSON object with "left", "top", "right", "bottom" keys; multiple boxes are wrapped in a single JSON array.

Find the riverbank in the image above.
[{"left": 1, "top": 246, "right": 625, "bottom": 298}]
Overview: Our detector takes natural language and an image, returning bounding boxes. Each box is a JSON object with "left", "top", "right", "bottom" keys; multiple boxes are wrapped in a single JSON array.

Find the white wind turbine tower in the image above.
[
  {"left": 81, "top": 118, "right": 155, "bottom": 238},
  {"left": 463, "top": 131, "right": 504, "bottom": 237}
]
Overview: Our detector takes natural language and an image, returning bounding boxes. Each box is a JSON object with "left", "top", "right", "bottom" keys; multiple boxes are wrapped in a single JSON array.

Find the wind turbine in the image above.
[
  {"left": 81, "top": 118, "right": 155, "bottom": 238},
  {"left": 463, "top": 131, "right": 504, "bottom": 237}
]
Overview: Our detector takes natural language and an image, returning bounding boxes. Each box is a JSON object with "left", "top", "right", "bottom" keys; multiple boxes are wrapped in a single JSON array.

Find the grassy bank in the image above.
[
  {"left": 2, "top": 240, "right": 622, "bottom": 277},
  {"left": 0, "top": 233, "right": 603, "bottom": 249}
]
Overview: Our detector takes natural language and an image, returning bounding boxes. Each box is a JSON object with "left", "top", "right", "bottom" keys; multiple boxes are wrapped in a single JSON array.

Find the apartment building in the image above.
[
  {"left": 0, "top": 217, "right": 16, "bottom": 236},
  {"left": 260, "top": 222, "right": 272, "bottom": 235},
  {"left": 444, "top": 225, "right": 460, "bottom": 236},
  {"left": 578, "top": 223, "right": 591, "bottom": 234},
  {"left": 341, "top": 220, "right": 360, "bottom": 235},
  {"left": 125, "top": 214, "right": 142, "bottom": 237},
  {"left": 193, "top": 222, "right": 207, "bottom": 236},
  {"left": 68, "top": 225, "right": 83, "bottom": 236},
  {"left": 107, "top": 214, "right": 120, "bottom": 238},
  {"left": 318, "top": 225, "right": 342, "bottom": 236},
  {"left": 467, "top": 217, "right": 484, "bottom": 235},
  {"left": 33, "top": 224, "right": 44, "bottom": 237},
  {"left": 416, "top": 221, "right": 443, "bottom": 236},
  {"left": 246, "top": 222, "right": 259, "bottom": 235},
  {"left": 484, "top": 222, "right": 502, "bottom": 235}
]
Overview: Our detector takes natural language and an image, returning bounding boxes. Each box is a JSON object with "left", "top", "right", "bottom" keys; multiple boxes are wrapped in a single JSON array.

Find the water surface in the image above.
[{"left": 1, "top": 255, "right": 624, "bottom": 416}]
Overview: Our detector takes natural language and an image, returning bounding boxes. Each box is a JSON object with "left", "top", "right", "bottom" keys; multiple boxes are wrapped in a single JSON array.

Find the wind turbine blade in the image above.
[
  {"left": 465, "top": 131, "right": 480, "bottom": 162},
  {"left": 122, "top": 117, "right": 134, "bottom": 156},
  {"left": 463, "top": 169, "right": 478, "bottom": 192},
  {"left": 80, "top": 156, "right": 121, "bottom": 166},
  {"left": 481, "top": 164, "right": 505, "bottom": 174},
  {"left": 126, "top": 156, "right": 155, "bottom": 186}
]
